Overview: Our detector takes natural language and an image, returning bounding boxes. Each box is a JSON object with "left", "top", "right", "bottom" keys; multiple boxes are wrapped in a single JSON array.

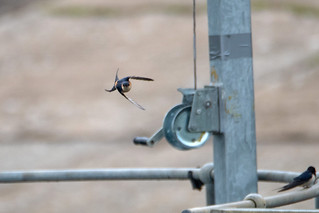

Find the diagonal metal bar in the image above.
[{"left": 183, "top": 183, "right": 319, "bottom": 213}]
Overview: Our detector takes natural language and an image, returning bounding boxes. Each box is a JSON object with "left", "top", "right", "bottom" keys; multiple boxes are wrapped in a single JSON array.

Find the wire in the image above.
[{"left": 193, "top": 0, "right": 197, "bottom": 90}]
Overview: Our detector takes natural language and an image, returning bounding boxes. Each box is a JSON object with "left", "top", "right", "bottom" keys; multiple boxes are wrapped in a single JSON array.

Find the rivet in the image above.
[{"left": 205, "top": 101, "right": 212, "bottom": 108}]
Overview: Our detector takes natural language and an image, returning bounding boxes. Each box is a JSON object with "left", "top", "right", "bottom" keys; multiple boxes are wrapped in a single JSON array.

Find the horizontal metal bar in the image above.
[
  {"left": 258, "top": 170, "right": 301, "bottom": 183},
  {"left": 0, "top": 168, "right": 200, "bottom": 183},
  {"left": 0, "top": 168, "right": 312, "bottom": 184}
]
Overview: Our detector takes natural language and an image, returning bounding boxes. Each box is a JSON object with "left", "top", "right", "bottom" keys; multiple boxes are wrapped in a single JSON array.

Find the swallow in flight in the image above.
[
  {"left": 278, "top": 166, "right": 317, "bottom": 192},
  {"left": 105, "top": 68, "right": 154, "bottom": 110}
]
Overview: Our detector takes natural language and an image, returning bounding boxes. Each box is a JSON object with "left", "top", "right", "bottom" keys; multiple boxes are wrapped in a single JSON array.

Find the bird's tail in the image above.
[{"left": 278, "top": 182, "right": 299, "bottom": 192}]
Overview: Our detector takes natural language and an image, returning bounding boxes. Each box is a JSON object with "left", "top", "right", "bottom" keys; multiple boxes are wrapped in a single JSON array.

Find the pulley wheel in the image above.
[{"left": 163, "top": 104, "right": 210, "bottom": 150}]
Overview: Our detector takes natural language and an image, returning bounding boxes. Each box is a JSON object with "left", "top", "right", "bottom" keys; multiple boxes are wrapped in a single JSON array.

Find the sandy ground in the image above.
[{"left": 0, "top": 0, "right": 319, "bottom": 212}]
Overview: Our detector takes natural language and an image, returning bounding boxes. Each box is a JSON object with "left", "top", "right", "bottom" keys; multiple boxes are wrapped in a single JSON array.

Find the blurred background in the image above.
[{"left": 0, "top": 0, "right": 319, "bottom": 212}]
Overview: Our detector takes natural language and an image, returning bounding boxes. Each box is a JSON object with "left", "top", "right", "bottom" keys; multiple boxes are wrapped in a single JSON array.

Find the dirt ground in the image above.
[{"left": 0, "top": 0, "right": 319, "bottom": 212}]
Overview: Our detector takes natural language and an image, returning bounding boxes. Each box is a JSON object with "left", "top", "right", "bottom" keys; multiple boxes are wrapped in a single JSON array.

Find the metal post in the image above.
[
  {"left": 207, "top": 0, "right": 257, "bottom": 203},
  {"left": 205, "top": 182, "right": 215, "bottom": 205}
]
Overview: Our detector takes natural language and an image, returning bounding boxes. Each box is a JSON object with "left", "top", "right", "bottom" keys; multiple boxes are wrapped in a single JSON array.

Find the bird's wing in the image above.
[
  {"left": 115, "top": 68, "right": 120, "bottom": 81},
  {"left": 105, "top": 68, "right": 120, "bottom": 92},
  {"left": 278, "top": 171, "right": 312, "bottom": 192},
  {"left": 105, "top": 86, "right": 116, "bottom": 92},
  {"left": 119, "top": 91, "right": 145, "bottom": 110},
  {"left": 129, "top": 76, "right": 154, "bottom": 81},
  {"left": 278, "top": 181, "right": 302, "bottom": 192},
  {"left": 294, "top": 171, "right": 312, "bottom": 182}
]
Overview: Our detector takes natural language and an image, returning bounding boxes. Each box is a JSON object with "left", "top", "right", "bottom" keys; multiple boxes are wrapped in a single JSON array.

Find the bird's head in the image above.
[
  {"left": 121, "top": 81, "right": 132, "bottom": 93},
  {"left": 308, "top": 166, "right": 316, "bottom": 177}
]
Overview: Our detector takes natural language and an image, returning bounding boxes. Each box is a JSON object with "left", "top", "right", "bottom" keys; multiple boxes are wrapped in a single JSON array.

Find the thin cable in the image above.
[{"left": 193, "top": 0, "right": 197, "bottom": 90}]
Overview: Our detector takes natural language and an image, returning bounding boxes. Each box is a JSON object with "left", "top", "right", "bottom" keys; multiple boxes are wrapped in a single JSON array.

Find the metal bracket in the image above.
[
  {"left": 188, "top": 85, "right": 220, "bottom": 134},
  {"left": 178, "top": 86, "right": 220, "bottom": 134},
  {"left": 177, "top": 88, "right": 196, "bottom": 105}
]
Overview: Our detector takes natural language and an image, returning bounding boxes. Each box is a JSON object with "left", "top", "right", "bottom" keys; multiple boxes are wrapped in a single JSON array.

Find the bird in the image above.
[
  {"left": 105, "top": 68, "right": 154, "bottom": 110},
  {"left": 188, "top": 171, "right": 204, "bottom": 191},
  {"left": 278, "top": 166, "right": 317, "bottom": 192}
]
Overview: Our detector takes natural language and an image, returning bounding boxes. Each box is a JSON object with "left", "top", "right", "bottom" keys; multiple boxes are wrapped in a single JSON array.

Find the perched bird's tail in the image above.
[{"left": 278, "top": 182, "right": 300, "bottom": 192}]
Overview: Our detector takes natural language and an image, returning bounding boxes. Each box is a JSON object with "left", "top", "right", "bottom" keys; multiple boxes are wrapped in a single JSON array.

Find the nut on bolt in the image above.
[{"left": 205, "top": 101, "right": 212, "bottom": 108}]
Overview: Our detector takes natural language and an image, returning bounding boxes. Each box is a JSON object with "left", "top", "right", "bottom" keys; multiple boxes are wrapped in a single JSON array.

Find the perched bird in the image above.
[
  {"left": 105, "top": 68, "right": 154, "bottom": 110},
  {"left": 188, "top": 171, "right": 204, "bottom": 191},
  {"left": 278, "top": 166, "right": 317, "bottom": 192}
]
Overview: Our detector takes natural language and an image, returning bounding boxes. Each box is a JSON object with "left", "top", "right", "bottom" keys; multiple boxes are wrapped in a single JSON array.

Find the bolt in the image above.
[{"left": 205, "top": 101, "right": 212, "bottom": 108}]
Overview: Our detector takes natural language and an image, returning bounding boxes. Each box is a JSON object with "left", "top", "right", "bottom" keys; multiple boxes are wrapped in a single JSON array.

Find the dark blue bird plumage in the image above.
[{"left": 278, "top": 166, "right": 316, "bottom": 192}]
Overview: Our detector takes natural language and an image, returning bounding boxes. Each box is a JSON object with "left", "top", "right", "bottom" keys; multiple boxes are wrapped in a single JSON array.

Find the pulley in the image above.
[{"left": 163, "top": 104, "right": 210, "bottom": 150}]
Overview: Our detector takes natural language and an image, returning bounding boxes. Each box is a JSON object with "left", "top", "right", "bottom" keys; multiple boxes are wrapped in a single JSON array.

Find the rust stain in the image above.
[
  {"left": 224, "top": 98, "right": 242, "bottom": 119},
  {"left": 197, "top": 132, "right": 206, "bottom": 142},
  {"left": 225, "top": 101, "right": 229, "bottom": 114},
  {"left": 211, "top": 66, "right": 218, "bottom": 83},
  {"left": 225, "top": 100, "right": 232, "bottom": 115}
]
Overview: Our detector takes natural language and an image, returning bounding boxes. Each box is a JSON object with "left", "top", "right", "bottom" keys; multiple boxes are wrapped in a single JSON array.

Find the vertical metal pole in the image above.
[
  {"left": 205, "top": 182, "right": 215, "bottom": 205},
  {"left": 207, "top": 0, "right": 258, "bottom": 204}
]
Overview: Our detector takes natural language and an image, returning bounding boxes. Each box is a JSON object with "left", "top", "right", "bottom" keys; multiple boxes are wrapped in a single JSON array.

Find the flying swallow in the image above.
[
  {"left": 278, "top": 166, "right": 317, "bottom": 192},
  {"left": 105, "top": 68, "right": 154, "bottom": 110}
]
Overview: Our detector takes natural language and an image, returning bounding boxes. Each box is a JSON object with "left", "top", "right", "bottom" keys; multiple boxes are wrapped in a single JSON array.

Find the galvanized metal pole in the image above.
[{"left": 207, "top": 0, "right": 257, "bottom": 204}]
